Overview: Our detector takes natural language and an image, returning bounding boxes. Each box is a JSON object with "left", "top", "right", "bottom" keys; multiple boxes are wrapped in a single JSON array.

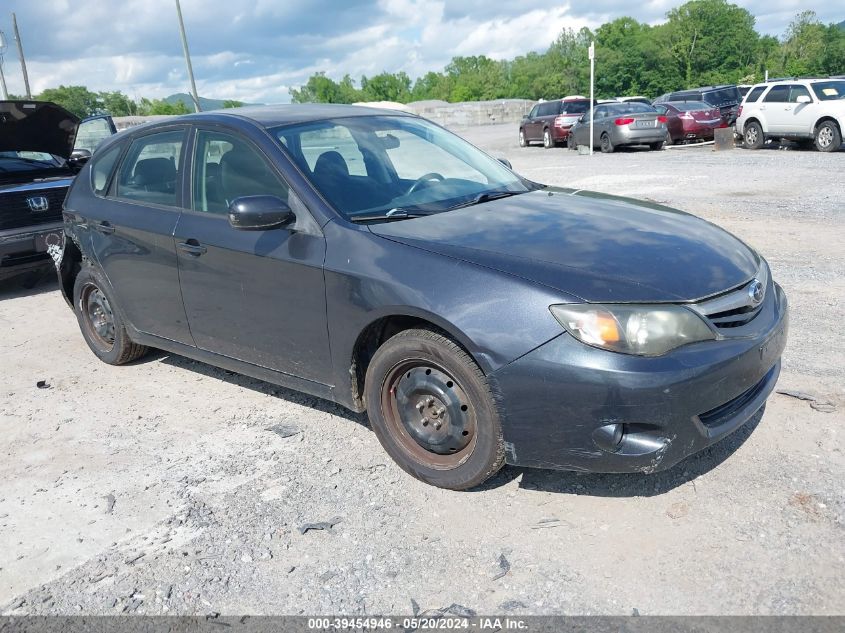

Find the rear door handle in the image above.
[
  {"left": 94, "top": 221, "right": 115, "bottom": 234},
  {"left": 177, "top": 240, "right": 207, "bottom": 256}
]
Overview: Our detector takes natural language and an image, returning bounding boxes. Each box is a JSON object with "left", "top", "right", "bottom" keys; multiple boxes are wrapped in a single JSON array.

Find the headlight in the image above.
[{"left": 550, "top": 304, "right": 715, "bottom": 356}]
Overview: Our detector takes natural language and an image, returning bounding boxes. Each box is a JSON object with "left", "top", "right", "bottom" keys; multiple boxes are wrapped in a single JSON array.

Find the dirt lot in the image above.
[{"left": 1, "top": 124, "right": 843, "bottom": 616}]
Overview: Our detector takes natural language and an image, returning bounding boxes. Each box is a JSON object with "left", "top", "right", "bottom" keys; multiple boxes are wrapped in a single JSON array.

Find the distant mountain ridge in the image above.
[{"left": 164, "top": 93, "right": 261, "bottom": 111}]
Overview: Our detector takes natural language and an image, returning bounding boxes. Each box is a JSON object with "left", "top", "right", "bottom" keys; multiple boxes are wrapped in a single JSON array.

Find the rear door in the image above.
[
  {"left": 173, "top": 126, "right": 331, "bottom": 382},
  {"left": 89, "top": 126, "right": 194, "bottom": 345}
]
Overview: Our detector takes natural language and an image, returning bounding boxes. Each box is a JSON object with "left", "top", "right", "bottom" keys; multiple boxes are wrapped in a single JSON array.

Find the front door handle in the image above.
[
  {"left": 94, "top": 221, "right": 115, "bottom": 234},
  {"left": 177, "top": 240, "right": 207, "bottom": 256}
]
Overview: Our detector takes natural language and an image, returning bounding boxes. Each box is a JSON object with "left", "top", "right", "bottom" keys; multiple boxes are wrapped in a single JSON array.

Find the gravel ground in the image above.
[{"left": 1, "top": 124, "right": 843, "bottom": 616}]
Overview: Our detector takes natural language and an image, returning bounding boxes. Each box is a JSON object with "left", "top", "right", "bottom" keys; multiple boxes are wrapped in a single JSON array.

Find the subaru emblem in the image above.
[
  {"left": 747, "top": 279, "right": 764, "bottom": 307},
  {"left": 26, "top": 196, "right": 50, "bottom": 212}
]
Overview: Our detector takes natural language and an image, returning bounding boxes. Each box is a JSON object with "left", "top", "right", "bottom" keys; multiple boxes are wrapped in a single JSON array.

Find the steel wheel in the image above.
[
  {"left": 381, "top": 360, "right": 477, "bottom": 469},
  {"left": 80, "top": 282, "right": 115, "bottom": 351}
]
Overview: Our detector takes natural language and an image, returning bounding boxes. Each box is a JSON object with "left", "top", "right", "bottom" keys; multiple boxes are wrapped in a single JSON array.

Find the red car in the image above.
[{"left": 654, "top": 101, "right": 725, "bottom": 144}]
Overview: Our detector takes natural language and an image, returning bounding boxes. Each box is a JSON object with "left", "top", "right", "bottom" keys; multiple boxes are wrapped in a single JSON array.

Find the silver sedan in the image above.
[{"left": 569, "top": 102, "right": 668, "bottom": 152}]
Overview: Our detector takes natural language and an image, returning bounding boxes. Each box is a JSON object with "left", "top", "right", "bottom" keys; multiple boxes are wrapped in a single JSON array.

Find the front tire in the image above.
[
  {"left": 814, "top": 120, "right": 841, "bottom": 153},
  {"left": 364, "top": 329, "right": 505, "bottom": 490},
  {"left": 518, "top": 129, "right": 528, "bottom": 147},
  {"left": 73, "top": 266, "right": 148, "bottom": 365},
  {"left": 743, "top": 121, "right": 765, "bottom": 150}
]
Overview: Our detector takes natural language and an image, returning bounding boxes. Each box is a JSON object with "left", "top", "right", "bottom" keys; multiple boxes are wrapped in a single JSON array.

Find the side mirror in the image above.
[
  {"left": 522, "top": 114, "right": 529, "bottom": 121},
  {"left": 796, "top": 95, "right": 812, "bottom": 104},
  {"left": 68, "top": 149, "right": 92, "bottom": 172},
  {"left": 497, "top": 157, "right": 512, "bottom": 170},
  {"left": 228, "top": 195, "right": 295, "bottom": 231}
]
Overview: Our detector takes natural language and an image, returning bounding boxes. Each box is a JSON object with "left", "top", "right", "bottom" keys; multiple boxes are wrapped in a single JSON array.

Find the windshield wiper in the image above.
[
  {"left": 348, "top": 208, "right": 436, "bottom": 223},
  {"left": 445, "top": 190, "right": 524, "bottom": 211}
]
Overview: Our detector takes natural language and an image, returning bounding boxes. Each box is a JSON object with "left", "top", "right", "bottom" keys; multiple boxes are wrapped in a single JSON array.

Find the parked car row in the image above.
[{"left": 520, "top": 77, "right": 844, "bottom": 153}]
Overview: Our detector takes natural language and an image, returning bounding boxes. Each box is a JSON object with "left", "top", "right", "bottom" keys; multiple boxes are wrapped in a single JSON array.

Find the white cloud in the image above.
[{"left": 0, "top": 0, "right": 839, "bottom": 103}]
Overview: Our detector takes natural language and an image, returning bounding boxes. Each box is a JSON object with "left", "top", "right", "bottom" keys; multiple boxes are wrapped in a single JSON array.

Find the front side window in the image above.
[
  {"left": 788, "top": 85, "right": 812, "bottom": 103},
  {"left": 764, "top": 86, "right": 790, "bottom": 103},
  {"left": 192, "top": 130, "right": 288, "bottom": 214},
  {"left": 273, "top": 115, "right": 530, "bottom": 220},
  {"left": 113, "top": 130, "right": 184, "bottom": 206}
]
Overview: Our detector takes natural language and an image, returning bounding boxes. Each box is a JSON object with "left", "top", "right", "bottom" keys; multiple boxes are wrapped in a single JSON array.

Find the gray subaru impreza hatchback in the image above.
[{"left": 58, "top": 105, "right": 787, "bottom": 489}]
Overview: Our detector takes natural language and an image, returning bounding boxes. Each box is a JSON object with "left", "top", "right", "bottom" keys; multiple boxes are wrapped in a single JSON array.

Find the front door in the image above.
[
  {"left": 89, "top": 127, "right": 194, "bottom": 345},
  {"left": 174, "top": 127, "right": 332, "bottom": 383}
]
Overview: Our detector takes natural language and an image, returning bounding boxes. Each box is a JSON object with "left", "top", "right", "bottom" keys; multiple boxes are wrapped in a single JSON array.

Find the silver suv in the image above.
[{"left": 735, "top": 78, "right": 845, "bottom": 152}]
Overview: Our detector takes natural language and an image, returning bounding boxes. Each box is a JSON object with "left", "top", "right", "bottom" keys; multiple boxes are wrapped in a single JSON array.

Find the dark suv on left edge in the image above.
[{"left": 0, "top": 101, "right": 115, "bottom": 279}]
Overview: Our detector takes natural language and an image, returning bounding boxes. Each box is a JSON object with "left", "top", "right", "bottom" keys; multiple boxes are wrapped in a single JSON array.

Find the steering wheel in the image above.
[{"left": 407, "top": 172, "right": 445, "bottom": 195}]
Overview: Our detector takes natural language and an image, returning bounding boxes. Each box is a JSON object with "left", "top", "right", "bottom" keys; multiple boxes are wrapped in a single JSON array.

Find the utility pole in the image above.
[
  {"left": 588, "top": 40, "right": 595, "bottom": 157},
  {"left": 175, "top": 0, "right": 201, "bottom": 112},
  {"left": 0, "top": 31, "right": 8, "bottom": 100},
  {"left": 12, "top": 13, "right": 31, "bottom": 99}
]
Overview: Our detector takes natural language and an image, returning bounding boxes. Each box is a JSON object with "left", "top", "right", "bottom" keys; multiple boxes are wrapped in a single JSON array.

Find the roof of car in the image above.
[{"left": 197, "top": 103, "right": 416, "bottom": 128}]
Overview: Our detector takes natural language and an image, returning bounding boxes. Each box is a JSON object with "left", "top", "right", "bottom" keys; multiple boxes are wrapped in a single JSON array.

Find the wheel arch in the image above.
[
  {"left": 348, "top": 310, "right": 482, "bottom": 412},
  {"left": 59, "top": 234, "right": 84, "bottom": 308},
  {"left": 743, "top": 116, "right": 764, "bottom": 133},
  {"left": 814, "top": 116, "right": 841, "bottom": 133}
]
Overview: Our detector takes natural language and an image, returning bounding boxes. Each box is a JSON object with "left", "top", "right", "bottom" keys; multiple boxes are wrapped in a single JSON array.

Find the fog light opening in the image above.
[{"left": 593, "top": 423, "right": 626, "bottom": 453}]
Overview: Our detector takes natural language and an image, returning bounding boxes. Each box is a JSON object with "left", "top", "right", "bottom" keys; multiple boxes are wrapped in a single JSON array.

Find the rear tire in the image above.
[
  {"left": 600, "top": 133, "right": 614, "bottom": 153},
  {"left": 543, "top": 128, "right": 554, "bottom": 149},
  {"left": 814, "top": 120, "right": 841, "bottom": 153},
  {"left": 743, "top": 121, "right": 765, "bottom": 150},
  {"left": 364, "top": 329, "right": 505, "bottom": 490},
  {"left": 649, "top": 141, "right": 664, "bottom": 151},
  {"left": 73, "top": 266, "right": 148, "bottom": 365}
]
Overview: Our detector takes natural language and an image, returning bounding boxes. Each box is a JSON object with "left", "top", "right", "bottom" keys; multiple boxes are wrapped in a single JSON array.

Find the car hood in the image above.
[
  {"left": 368, "top": 188, "right": 759, "bottom": 302},
  {"left": 0, "top": 101, "right": 80, "bottom": 159}
]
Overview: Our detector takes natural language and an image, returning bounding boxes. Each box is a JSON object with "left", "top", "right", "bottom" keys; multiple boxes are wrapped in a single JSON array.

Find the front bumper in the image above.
[
  {"left": 0, "top": 222, "right": 63, "bottom": 278},
  {"left": 492, "top": 283, "right": 788, "bottom": 474}
]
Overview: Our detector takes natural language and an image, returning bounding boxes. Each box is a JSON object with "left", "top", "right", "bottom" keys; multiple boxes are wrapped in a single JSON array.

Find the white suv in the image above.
[{"left": 735, "top": 78, "right": 845, "bottom": 152}]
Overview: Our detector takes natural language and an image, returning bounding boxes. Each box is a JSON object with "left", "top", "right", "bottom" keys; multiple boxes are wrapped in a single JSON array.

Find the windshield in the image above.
[
  {"left": 613, "top": 103, "right": 657, "bottom": 115},
  {"left": 811, "top": 81, "right": 845, "bottom": 101},
  {"left": 0, "top": 151, "right": 64, "bottom": 175},
  {"left": 702, "top": 88, "right": 739, "bottom": 106},
  {"left": 671, "top": 101, "right": 712, "bottom": 111},
  {"left": 273, "top": 115, "right": 531, "bottom": 221},
  {"left": 561, "top": 101, "right": 590, "bottom": 114}
]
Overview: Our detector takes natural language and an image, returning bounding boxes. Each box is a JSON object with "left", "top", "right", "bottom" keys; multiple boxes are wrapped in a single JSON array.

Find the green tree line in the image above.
[{"left": 291, "top": 2, "right": 845, "bottom": 104}]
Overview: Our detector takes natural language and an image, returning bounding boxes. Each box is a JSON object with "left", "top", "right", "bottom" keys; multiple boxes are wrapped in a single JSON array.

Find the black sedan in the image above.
[{"left": 59, "top": 105, "right": 788, "bottom": 489}]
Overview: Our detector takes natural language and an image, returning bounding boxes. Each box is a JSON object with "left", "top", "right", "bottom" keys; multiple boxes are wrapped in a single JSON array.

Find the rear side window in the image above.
[
  {"left": 764, "top": 86, "right": 790, "bottom": 103},
  {"left": 90, "top": 143, "right": 123, "bottom": 197},
  {"left": 744, "top": 86, "right": 766, "bottom": 103},
  {"left": 112, "top": 130, "right": 185, "bottom": 207}
]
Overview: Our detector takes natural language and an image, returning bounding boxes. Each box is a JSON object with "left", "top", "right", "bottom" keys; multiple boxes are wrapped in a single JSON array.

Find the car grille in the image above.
[
  {"left": 0, "top": 187, "right": 67, "bottom": 231},
  {"left": 691, "top": 264, "right": 768, "bottom": 330}
]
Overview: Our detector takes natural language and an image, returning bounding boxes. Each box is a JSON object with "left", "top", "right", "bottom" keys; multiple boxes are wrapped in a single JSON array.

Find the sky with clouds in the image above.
[{"left": 0, "top": 1, "right": 841, "bottom": 103}]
